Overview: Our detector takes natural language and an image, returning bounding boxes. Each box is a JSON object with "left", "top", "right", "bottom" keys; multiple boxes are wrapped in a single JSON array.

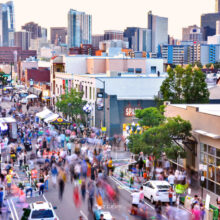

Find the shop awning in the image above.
[
  {"left": 194, "top": 129, "right": 220, "bottom": 139},
  {"left": 36, "top": 109, "right": 53, "bottom": 119},
  {"left": 44, "top": 114, "right": 59, "bottom": 123},
  {"left": 28, "top": 87, "right": 42, "bottom": 96},
  {"left": 0, "top": 117, "right": 16, "bottom": 123}
]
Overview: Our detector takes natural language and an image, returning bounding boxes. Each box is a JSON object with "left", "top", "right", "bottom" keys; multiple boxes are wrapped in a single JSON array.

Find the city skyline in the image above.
[{"left": 13, "top": 0, "right": 214, "bottom": 39}]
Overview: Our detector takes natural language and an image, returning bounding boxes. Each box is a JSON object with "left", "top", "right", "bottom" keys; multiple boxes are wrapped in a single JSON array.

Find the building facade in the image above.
[
  {"left": 22, "top": 22, "right": 42, "bottom": 40},
  {"left": 50, "top": 27, "right": 67, "bottom": 45},
  {"left": 147, "top": 11, "right": 168, "bottom": 53},
  {"left": 182, "top": 25, "right": 203, "bottom": 42},
  {"left": 165, "top": 104, "right": 220, "bottom": 196},
  {"left": 201, "top": 13, "right": 220, "bottom": 41},
  {"left": 104, "top": 30, "right": 124, "bottom": 41},
  {"left": 67, "top": 9, "right": 92, "bottom": 48},
  {"left": 123, "top": 27, "right": 139, "bottom": 49},
  {"left": 0, "top": 1, "right": 15, "bottom": 47},
  {"left": 14, "top": 31, "right": 31, "bottom": 50},
  {"left": 92, "top": 34, "right": 104, "bottom": 48},
  {"left": 216, "top": 0, "right": 220, "bottom": 13}
]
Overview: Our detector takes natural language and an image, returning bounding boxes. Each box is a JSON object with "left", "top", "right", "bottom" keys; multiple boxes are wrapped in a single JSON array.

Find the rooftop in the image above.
[{"left": 170, "top": 104, "right": 220, "bottom": 117}]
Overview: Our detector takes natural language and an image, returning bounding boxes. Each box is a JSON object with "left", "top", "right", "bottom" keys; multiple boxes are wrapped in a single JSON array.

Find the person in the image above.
[
  {"left": 145, "top": 156, "right": 150, "bottom": 172},
  {"left": 191, "top": 203, "right": 201, "bottom": 220},
  {"left": 39, "top": 171, "right": 45, "bottom": 195},
  {"left": 81, "top": 179, "right": 86, "bottom": 201},
  {"left": 139, "top": 186, "right": 144, "bottom": 204},
  {"left": 155, "top": 200, "right": 162, "bottom": 220},
  {"left": 130, "top": 190, "right": 140, "bottom": 215},
  {"left": 168, "top": 172, "right": 175, "bottom": 189},
  {"left": 164, "top": 159, "right": 170, "bottom": 172},
  {"left": 100, "top": 214, "right": 105, "bottom": 220},
  {"left": 0, "top": 187, "right": 4, "bottom": 214},
  {"left": 217, "top": 196, "right": 220, "bottom": 219},
  {"left": 44, "top": 171, "right": 49, "bottom": 191},
  {"left": 67, "top": 141, "right": 71, "bottom": 155},
  {"left": 168, "top": 186, "right": 174, "bottom": 205},
  {"left": 87, "top": 180, "right": 95, "bottom": 211},
  {"left": 58, "top": 168, "right": 66, "bottom": 200},
  {"left": 107, "top": 157, "right": 113, "bottom": 176},
  {"left": 6, "top": 172, "right": 12, "bottom": 194},
  {"left": 51, "top": 164, "right": 58, "bottom": 188}
]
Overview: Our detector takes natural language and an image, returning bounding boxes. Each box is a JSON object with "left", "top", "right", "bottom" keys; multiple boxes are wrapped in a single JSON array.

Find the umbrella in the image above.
[{"left": 26, "top": 94, "right": 38, "bottom": 99}]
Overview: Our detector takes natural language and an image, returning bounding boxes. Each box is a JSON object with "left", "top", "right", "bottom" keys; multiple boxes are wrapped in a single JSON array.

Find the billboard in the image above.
[{"left": 97, "top": 92, "right": 104, "bottom": 110}]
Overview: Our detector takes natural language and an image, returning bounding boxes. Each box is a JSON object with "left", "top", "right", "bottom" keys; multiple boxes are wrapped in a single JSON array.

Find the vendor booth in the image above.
[
  {"left": 50, "top": 117, "right": 71, "bottom": 126},
  {"left": 35, "top": 108, "right": 53, "bottom": 122},
  {"left": 0, "top": 117, "right": 17, "bottom": 140},
  {"left": 44, "top": 113, "right": 59, "bottom": 124}
]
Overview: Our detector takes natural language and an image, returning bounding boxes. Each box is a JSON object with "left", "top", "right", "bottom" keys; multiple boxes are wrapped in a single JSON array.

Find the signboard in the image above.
[
  {"left": 97, "top": 92, "right": 104, "bottom": 110},
  {"left": 124, "top": 107, "right": 141, "bottom": 117},
  {"left": 199, "top": 164, "right": 207, "bottom": 171},
  {"left": 101, "top": 127, "right": 106, "bottom": 132}
]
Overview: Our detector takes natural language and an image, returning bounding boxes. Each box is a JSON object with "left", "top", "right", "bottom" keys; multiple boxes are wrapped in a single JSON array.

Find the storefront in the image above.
[{"left": 200, "top": 143, "right": 220, "bottom": 195}]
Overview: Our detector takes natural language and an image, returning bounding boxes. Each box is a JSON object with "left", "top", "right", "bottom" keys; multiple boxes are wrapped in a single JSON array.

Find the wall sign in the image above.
[{"left": 124, "top": 107, "right": 141, "bottom": 117}]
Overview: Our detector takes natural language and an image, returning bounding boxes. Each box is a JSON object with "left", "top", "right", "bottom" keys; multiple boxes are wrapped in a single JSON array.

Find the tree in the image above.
[
  {"left": 159, "top": 65, "right": 209, "bottom": 104},
  {"left": 0, "top": 72, "right": 7, "bottom": 87},
  {"left": 135, "top": 107, "right": 165, "bottom": 127},
  {"left": 128, "top": 108, "right": 192, "bottom": 165},
  {"left": 56, "top": 88, "right": 86, "bottom": 123}
]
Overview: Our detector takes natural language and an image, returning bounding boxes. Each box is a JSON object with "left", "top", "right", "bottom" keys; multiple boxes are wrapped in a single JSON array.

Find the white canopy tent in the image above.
[
  {"left": 44, "top": 114, "right": 59, "bottom": 123},
  {"left": 26, "top": 94, "right": 38, "bottom": 99},
  {"left": 36, "top": 108, "right": 53, "bottom": 119}
]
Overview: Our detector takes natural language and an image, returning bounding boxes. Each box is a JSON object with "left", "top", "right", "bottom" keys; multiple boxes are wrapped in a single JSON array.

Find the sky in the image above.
[{"left": 13, "top": 0, "right": 215, "bottom": 39}]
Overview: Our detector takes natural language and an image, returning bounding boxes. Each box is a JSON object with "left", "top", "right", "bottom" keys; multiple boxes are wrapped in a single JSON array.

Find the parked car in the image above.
[
  {"left": 143, "top": 180, "right": 176, "bottom": 203},
  {"left": 22, "top": 201, "right": 58, "bottom": 220}
]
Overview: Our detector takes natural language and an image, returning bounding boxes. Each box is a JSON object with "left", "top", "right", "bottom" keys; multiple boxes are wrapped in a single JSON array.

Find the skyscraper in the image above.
[
  {"left": 0, "top": 1, "right": 15, "bottom": 47},
  {"left": 201, "top": 13, "right": 220, "bottom": 40},
  {"left": 216, "top": 0, "right": 220, "bottom": 13},
  {"left": 68, "top": 9, "right": 92, "bottom": 48},
  {"left": 50, "top": 27, "right": 67, "bottom": 45},
  {"left": 14, "top": 31, "right": 31, "bottom": 50},
  {"left": 182, "top": 25, "right": 203, "bottom": 42},
  {"left": 22, "top": 22, "right": 42, "bottom": 40},
  {"left": 147, "top": 11, "right": 168, "bottom": 53}
]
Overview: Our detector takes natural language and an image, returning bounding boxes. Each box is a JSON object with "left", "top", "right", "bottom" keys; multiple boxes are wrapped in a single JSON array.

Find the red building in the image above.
[
  {"left": 0, "top": 47, "right": 36, "bottom": 64},
  {"left": 25, "top": 67, "right": 50, "bottom": 85},
  {"left": 69, "top": 44, "right": 97, "bottom": 56}
]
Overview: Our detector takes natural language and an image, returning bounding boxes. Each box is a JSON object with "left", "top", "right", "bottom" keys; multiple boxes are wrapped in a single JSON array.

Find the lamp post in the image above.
[
  {"left": 96, "top": 78, "right": 106, "bottom": 127},
  {"left": 83, "top": 103, "right": 92, "bottom": 128}
]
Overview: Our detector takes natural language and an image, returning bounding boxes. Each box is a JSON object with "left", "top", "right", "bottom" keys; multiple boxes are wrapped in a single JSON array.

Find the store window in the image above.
[{"left": 200, "top": 143, "right": 220, "bottom": 195}]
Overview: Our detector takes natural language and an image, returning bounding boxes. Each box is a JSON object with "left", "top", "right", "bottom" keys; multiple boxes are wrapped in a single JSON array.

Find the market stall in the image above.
[
  {"left": 44, "top": 113, "right": 59, "bottom": 124},
  {"left": 35, "top": 108, "right": 53, "bottom": 122},
  {"left": 0, "top": 117, "right": 17, "bottom": 140}
]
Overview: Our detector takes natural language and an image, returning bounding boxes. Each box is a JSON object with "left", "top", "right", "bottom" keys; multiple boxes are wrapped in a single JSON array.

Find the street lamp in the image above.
[
  {"left": 83, "top": 103, "right": 92, "bottom": 127},
  {"left": 95, "top": 78, "right": 106, "bottom": 127}
]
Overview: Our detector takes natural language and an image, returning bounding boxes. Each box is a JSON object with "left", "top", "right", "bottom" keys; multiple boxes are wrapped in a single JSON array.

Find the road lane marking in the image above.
[
  {"left": 10, "top": 199, "right": 19, "bottom": 220},
  {"left": 80, "top": 210, "right": 88, "bottom": 220},
  {"left": 7, "top": 199, "right": 15, "bottom": 220}
]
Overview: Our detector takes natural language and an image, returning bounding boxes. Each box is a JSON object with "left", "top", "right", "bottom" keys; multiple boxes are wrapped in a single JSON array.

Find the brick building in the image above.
[
  {"left": 0, "top": 47, "right": 36, "bottom": 64},
  {"left": 69, "top": 44, "right": 97, "bottom": 56}
]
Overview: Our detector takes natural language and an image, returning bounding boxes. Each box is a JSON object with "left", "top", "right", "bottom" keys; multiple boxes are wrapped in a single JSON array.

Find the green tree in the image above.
[
  {"left": 56, "top": 88, "right": 86, "bottom": 123},
  {"left": 0, "top": 72, "right": 7, "bottom": 87},
  {"left": 159, "top": 65, "right": 209, "bottom": 104},
  {"left": 128, "top": 108, "right": 192, "bottom": 172},
  {"left": 135, "top": 107, "right": 165, "bottom": 127}
]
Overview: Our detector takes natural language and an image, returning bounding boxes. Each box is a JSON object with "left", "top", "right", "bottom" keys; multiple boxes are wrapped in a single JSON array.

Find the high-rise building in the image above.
[
  {"left": 132, "top": 28, "right": 151, "bottom": 52},
  {"left": 92, "top": 34, "right": 104, "bottom": 48},
  {"left": 182, "top": 25, "right": 203, "bottom": 42},
  {"left": 68, "top": 9, "right": 92, "bottom": 48},
  {"left": 201, "top": 13, "right": 220, "bottom": 40},
  {"left": 50, "top": 27, "right": 67, "bottom": 45},
  {"left": 0, "top": 1, "right": 15, "bottom": 47},
  {"left": 14, "top": 31, "right": 31, "bottom": 50},
  {"left": 104, "top": 30, "right": 124, "bottom": 41},
  {"left": 216, "top": 0, "right": 220, "bottom": 13},
  {"left": 124, "top": 27, "right": 139, "bottom": 49},
  {"left": 147, "top": 11, "right": 168, "bottom": 53},
  {"left": 22, "top": 22, "right": 42, "bottom": 39},
  {"left": 41, "top": 28, "right": 47, "bottom": 40}
]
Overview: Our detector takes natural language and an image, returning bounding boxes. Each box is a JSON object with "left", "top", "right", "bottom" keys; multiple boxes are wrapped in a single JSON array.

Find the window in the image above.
[
  {"left": 128, "top": 68, "right": 134, "bottom": 73},
  {"left": 151, "top": 66, "right": 156, "bottom": 73},
  {"left": 208, "top": 146, "right": 216, "bottom": 156},
  {"left": 135, "top": 68, "right": 142, "bottom": 73}
]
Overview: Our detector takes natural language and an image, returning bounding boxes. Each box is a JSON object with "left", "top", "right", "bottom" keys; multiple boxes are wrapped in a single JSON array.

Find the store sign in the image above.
[
  {"left": 97, "top": 93, "right": 104, "bottom": 111},
  {"left": 124, "top": 107, "right": 141, "bottom": 117}
]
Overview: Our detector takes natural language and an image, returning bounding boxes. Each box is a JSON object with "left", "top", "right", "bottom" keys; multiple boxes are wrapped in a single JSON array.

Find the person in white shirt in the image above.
[
  {"left": 145, "top": 157, "right": 150, "bottom": 172},
  {"left": 131, "top": 190, "right": 140, "bottom": 215},
  {"left": 168, "top": 172, "right": 175, "bottom": 188}
]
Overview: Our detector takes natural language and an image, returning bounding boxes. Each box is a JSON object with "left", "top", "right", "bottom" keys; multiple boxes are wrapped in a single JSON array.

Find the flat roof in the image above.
[{"left": 170, "top": 104, "right": 220, "bottom": 117}]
